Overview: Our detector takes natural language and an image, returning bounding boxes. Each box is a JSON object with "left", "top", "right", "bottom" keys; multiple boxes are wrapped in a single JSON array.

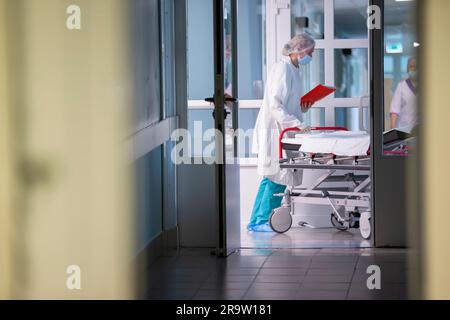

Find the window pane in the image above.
[
  {"left": 303, "top": 107, "right": 325, "bottom": 127},
  {"left": 236, "top": 107, "right": 325, "bottom": 157},
  {"left": 136, "top": 146, "right": 163, "bottom": 249},
  {"left": 188, "top": 108, "right": 215, "bottom": 157},
  {"left": 334, "top": 0, "right": 368, "bottom": 39},
  {"left": 383, "top": 0, "right": 418, "bottom": 140},
  {"left": 334, "top": 48, "right": 368, "bottom": 98},
  {"left": 384, "top": 56, "right": 394, "bottom": 74},
  {"left": 301, "top": 49, "right": 325, "bottom": 94},
  {"left": 224, "top": 0, "right": 233, "bottom": 95},
  {"left": 335, "top": 107, "right": 369, "bottom": 132},
  {"left": 238, "top": 108, "right": 260, "bottom": 157},
  {"left": 237, "top": 0, "right": 266, "bottom": 100},
  {"left": 187, "top": 0, "right": 214, "bottom": 100},
  {"left": 161, "top": 0, "right": 175, "bottom": 118},
  {"left": 187, "top": 0, "right": 215, "bottom": 157},
  {"left": 132, "top": 0, "right": 161, "bottom": 127},
  {"left": 291, "top": 0, "right": 324, "bottom": 39}
]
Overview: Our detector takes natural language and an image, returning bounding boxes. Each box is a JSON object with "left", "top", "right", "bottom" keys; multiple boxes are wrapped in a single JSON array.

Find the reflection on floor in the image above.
[
  {"left": 241, "top": 225, "right": 371, "bottom": 249},
  {"left": 145, "top": 248, "right": 408, "bottom": 300}
]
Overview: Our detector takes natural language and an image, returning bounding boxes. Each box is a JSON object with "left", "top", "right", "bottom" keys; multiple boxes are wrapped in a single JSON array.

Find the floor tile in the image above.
[
  {"left": 249, "top": 282, "right": 301, "bottom": 291},
  {"left": 254, "top": 275, "right": 305, "bottom": 283},
  {"left": 265, "top": 256, "right": 313, "bottom": 262},
  {"left": 347, "top": 289, "right": 400, "bottom": 300},
  {"left": 239, "top": 249, "right": 274, "bottom": 256},
  {"left": 262, "top": 261, "right": 311, "bottom": 268},
  {"left": 352, "top": 272, "right": 407, "bottom": 284},
  {"left": 206, "top": 275, "right": 256, "bottom": 283},
  {"left": 241, "top": 225, "right": 371, "bottom": 249},
  {"left": 312, "top": 255, "right": 359, "bottom": 262},
  {"left": 309, "top": 262, "right": 357, "bottom": 269},
  {"left": 296, "top": 290, "right": 348, "bottom": 300},
  {"left": 147, "top": 281, "right": 203, "bottom": 290},
  {"left": 193, "top": 290, "right": 246, "bottom": 300},
  {"left": 303, "top": 275, "right": 353, "bottom": 283},
  {"left": 213, "top": 268, "right": 260, "bottom": 276},
  {"left": 147, "top": 288, "right": 198, "bottom": 300},
  {"left": 147, "top": 274, "right": 209, "bottom": 283},
  {"left": 200, "top": 282, "right": 253, "bottom": 290},
  {"left": 300, "top": 282, "right": 350, "bottom": 291},
  {"left": 306, "top": 268, "right": 355, "bottom": 276},
  {"left": 143, "top": 247, "right": 409, "bottom": 300},
  {"left": 258, "top": 268, "right": 308, "bottom": 276},
  {"left": 269, "top": 249, "right": 320, "bottom": 256},
  {"left": 244, "top": 289, "right": 299, "bottom": 300}
]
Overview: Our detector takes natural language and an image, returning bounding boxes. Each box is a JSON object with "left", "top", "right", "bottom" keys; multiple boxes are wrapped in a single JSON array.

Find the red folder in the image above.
[{"left": 301, "top": 84, "right": 336, "bottom": 104}]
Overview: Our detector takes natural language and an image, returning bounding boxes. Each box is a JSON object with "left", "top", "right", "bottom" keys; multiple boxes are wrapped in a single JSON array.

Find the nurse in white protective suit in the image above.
[{"left": 247, "top": 33, "right": 316, "bottom": 232}]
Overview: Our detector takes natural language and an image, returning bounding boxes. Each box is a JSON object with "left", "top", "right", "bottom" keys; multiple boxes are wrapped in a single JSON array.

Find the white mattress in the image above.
[{"left": 282, "top": 131, "right": 370, "bottom": 156}]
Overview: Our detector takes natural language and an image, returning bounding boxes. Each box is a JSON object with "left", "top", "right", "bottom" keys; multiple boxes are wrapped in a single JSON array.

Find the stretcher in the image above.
[{"left": 269, "top": 127, "right": 373, "bottom": 239}]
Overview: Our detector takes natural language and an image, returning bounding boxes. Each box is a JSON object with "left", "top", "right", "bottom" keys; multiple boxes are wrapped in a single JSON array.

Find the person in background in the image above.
[
  {"left": 390, "top": 57, "right": 418, "bottom": 132},
  {"left": 248, "top": 33, "right": 316, "bottom": 232}
]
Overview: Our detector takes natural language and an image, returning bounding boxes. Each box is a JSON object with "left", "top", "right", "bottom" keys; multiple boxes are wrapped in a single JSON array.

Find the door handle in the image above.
[
  {"left": 205, "top": 96, "right": 237, "bottom": 120},
  {"left": 212, "top": 109, "right": 231, "bottom": 120},
  {"left": 204, "top": 96, "right": 238, "bottom": 103}
]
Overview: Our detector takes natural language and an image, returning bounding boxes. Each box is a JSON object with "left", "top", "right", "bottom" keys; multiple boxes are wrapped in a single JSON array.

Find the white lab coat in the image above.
[
  {"left": 252, "top": 56, "right": 306, "bottom": 186},
  {"left": 390, "top": 79, "right": 418, "bottom": 132}
]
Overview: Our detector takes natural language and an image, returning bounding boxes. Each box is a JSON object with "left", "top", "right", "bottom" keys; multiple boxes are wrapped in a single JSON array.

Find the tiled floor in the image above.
[
  {"left": 145, "top": 248, "right": 408, "bottom": 300},
  {"left": 241, "top": 225, "right": 372, "bottom": 249}
]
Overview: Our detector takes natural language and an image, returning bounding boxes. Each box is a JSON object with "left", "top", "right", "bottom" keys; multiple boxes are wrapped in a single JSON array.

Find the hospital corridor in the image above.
[{"left": 2, "top": 0, "right": 450, "bottom": 305}]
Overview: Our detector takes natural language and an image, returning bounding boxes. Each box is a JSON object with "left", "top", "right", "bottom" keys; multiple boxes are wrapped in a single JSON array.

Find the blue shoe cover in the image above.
[{"left": 251, "top": 223, "right": 274, "bottom": 232}]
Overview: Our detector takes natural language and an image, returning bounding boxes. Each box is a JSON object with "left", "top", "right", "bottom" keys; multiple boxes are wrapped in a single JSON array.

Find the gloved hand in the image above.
[
  {"left": 301, "top": 101, "right": 314, "bottom": 113},
  {"left": 298, "top": 126, "right": 312, "bottom": 134}
]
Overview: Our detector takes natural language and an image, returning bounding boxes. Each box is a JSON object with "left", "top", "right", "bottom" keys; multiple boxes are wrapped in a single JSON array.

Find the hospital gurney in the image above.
[{"left": 269, "top": 127, "right": 373, "bottom": 239}]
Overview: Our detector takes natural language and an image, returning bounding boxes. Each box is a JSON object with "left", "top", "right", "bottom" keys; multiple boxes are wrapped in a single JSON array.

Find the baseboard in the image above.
[
  {"left": 135, "top": 227, "right": 178, "bottom": 268},
  {"left": 134, "top": 226, "right": 178, "bottom": 298}
]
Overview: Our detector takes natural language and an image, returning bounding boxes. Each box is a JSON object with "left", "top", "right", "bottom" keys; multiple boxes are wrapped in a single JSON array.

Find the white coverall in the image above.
[{"left": 252, "top": 56, "right": 307, "bottom": 186}]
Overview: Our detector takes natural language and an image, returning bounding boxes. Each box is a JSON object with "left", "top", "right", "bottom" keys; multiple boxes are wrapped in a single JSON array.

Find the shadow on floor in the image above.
[
  {"left": 241, "top": 225, "right": 372, "bottom": 249},
  {"left": 143, "top": 248, "right": 408, "bottom": 300}
]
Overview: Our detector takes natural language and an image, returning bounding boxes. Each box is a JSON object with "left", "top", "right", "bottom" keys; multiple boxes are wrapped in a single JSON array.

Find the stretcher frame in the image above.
[{"left": 269, "top": 127, "right": 372, "bottom": 239}]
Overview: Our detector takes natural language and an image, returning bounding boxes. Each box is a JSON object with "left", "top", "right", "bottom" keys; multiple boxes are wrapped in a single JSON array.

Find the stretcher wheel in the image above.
[
  {"left": 330, "top": 214, "right": 349, "bottom": 231},
  {"left": 269, "top": 207, "right": 292, "bottom": 234},
  {"left": 359, "top": 212, "right": 371, "bottom": 239}
]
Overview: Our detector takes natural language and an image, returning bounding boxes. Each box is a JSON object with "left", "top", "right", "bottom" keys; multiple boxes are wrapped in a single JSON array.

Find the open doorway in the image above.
[
  {"left": 181, "top": 0, "right": 416, "bottom": 251},
  {"left": 237, "top": 0, "right": 372, "bottom": 249}
]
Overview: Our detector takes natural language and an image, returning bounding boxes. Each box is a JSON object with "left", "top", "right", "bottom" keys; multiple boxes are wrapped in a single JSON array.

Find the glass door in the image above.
[{"left": 210, "top": 0, "right": 241, "bottom": 256}]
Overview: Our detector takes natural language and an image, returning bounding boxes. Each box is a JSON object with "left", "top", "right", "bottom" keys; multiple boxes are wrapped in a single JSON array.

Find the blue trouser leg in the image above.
[
  {"left": 248, "top": 177, "right": 286, "bottom": 228},
  {"left": 247, "top": 178, "right": 269, "bottom": 229}
]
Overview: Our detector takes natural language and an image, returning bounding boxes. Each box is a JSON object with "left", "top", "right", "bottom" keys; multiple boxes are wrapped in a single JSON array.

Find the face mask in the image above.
[
  {"left": 409, "top": 71, "right": 417, "bottom": 80},
  {"left": 299, "top": 54, "right": 312, "bottom": 66}
]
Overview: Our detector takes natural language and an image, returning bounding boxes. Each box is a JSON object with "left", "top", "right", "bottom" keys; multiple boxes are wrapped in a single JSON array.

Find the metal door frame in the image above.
[{"left": 213, "top": 0, "right": 240, "bottom": 257}]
